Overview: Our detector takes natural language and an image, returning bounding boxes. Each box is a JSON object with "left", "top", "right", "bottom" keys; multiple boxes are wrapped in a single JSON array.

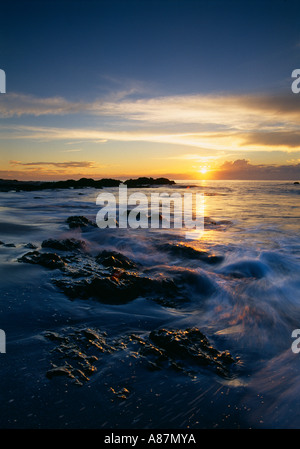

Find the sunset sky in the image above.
[{"left": 1, "top": 0, "right": 300, "bottom": 180}]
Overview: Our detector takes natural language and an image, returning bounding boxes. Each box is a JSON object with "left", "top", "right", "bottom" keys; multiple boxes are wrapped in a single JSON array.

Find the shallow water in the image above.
[{"left": 0, "top": 180, "right": 299, "bottom": 429}]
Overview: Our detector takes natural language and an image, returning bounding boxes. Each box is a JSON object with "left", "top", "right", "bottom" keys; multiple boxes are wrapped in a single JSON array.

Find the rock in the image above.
[
  {"left": 204, "top": 217, "right": 233, "bottom": 229},
  {"left": 44, "top": 327, "right": 116, "bottom": 385},
  {"left": 41, "top": 238, "right": 86, "bottom": 251},
  {"left": 124, "top": 177, "right": 175, "bottom": 188},
  {"left": 24, "top": 243, "right": 38, "bottom": 249},
  {"left": 0, "top": 177, "right": 176, "bottom": 191},
  {"left": 43, "top": 325, "right": 238, "bottom": 387},
  {"left": 46, "top": 365, "right": 74, "bottom": 379},
  {"left": 294, "top": 181, "right": 299, "bottom": 185},
  {"left": 97, "top": 178, "right": 122, "bottom": 187},
  {"left": 53, "top": 271, "right": 180, "bottom": 304},
  {"left": 66, "top": 215, "right": 97, "bottom": 229},
  {"left": 148, "top": 327, "right": 235, "bottom": 376},
  {"left": 109, "top": 387, "right": 130, "bottom": 400},
  {"left": 157, "top": 243, "right": 224, "bottom": 264},
  {"left": 95, "top": 250, "right": 138, "bottom": 270},
  {"left": 18, "top": 251, "right": 66, "bottom": 269},
  {"left": 18, "top": 241, "right": 187, "bottom": 306}
]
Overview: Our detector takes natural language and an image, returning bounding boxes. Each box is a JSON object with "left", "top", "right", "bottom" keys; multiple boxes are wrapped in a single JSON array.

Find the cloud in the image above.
[
  {"left": 0, "top": 93, "right": 88, "bottom": 118},
  {"left": 2, "top": 91, "right": 300, "bottom": 156},
  {"left": 241, "top": 131, "right": 300, "bottom": 148},
  {"left": 9, "top": 160, "right": 97, "bottom": 169},
  {"left": 3, "top": 159, "right": 107, "bottom": 180},
  {"left": 2, "top": 91, "right": 300, "bottom": 130},
  {"left": 215, "top": 159, "right": 300, "bottom": 180}
]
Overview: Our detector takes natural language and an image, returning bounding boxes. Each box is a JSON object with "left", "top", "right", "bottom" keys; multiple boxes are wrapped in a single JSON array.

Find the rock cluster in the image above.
[{"left": 44, "top": 325, "right": 237, "bottom": 387}]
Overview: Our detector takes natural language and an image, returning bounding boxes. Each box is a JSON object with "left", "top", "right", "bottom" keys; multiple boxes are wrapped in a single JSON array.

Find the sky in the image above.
[{"left": 1, "top": 0, "right": 300, "bottom": 180}]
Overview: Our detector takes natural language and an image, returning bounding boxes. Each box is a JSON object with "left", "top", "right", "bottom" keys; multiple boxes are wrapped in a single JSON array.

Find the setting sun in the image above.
[{"left": 199, "top": 167, "right": 208, "bottom": 174}]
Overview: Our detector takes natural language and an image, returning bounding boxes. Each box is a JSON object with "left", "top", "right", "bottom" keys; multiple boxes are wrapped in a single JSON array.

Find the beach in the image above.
[{"left": 0, "top": 179, "right": 299, "bottom": 428}]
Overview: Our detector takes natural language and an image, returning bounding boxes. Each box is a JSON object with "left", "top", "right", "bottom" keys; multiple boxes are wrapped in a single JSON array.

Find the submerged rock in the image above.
[
  {"left": 24, "top": 243, "right": 38, "bottom": 249},
  {"left": 41, "top": 238, "right": 86, "bottom": 251},
  {"left": 18, "top": 251, "right": 67, "bottom": 269},
  {"left": 18, "top": 241, "right": 186, "bottom": 305},
  {"left": 204, "top": 217, "right": 233, "bottom": 229},
  {"left": 66, "top": 215, "right": 97, "bottom": 229},
  {"left": 53, "top": 270, "right": 181, "bottom": 304},
  {"left": 158, "top": 243, "right": 224, "bottom": 265}
]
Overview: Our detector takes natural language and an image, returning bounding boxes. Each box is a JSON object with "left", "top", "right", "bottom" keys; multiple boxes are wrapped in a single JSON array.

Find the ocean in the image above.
[{"left": 0, "top": 179, "right": 299, "bottom": 429}]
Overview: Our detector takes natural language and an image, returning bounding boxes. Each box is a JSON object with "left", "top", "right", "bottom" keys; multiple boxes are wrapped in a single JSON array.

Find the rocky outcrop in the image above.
[
  {"left": 124, "top": 177, "right": 176, "bottom": 187},
  {"left": 18, "top": 241, "right": 186, "bottom": 305},
  {"left": 0, "top": 177, "right": 175, "bottom": 191},
  {"left": 18, "top": 251, "right": 67, "bottom": 269},
  {"left": 43, "top": 325, "right": 237, "bottom": 387}
]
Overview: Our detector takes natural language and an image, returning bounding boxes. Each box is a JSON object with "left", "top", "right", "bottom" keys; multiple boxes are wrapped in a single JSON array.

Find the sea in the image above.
[{"left": 0, "top": 179, "right": 299, "bottom": 429}]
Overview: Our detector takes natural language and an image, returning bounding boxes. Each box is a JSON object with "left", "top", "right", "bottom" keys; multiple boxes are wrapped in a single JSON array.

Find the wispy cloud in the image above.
[
  {"left": 214, "top": 159, "right": 300, "bottom": 180},
  {"left": 9, "top": 160, "right": 97, "bottom": 169},
  {"left": 2, "top": 91, "right": 300, "bottom": 130},
  {"left": 3, "top": 159, "right": 107, "bottom": 180},
  {"left": 0, "top": 93, "right": 88, "bottom": 118},
  {"left": 2, "top": 91, "right": 300, "bottom": 154}
]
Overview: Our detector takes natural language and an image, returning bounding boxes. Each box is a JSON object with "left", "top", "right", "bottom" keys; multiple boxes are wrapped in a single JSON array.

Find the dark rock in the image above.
[
  {"left": 53, "top": 271, "right": 180, "bottom": 304},
  {"left": 24, "top": 243, "right": 38, "bottom": 249},
  {"left": 204, "top": 217, "right": 233, "bottom": 229},
  {"left": 109, "top": 387, "right": 130, "bottom": 400},
  {"left": 43, "top": 325, "right": 238, "bottom": 386},
  {"left": 148, "top": 327, "right": 235, "bottom": 377},
  {"left": 294, "top": 181, "right": 299, "bottom": 185},
  {"left": 124, "top": 177, "right": 175, "bottom": 188},
  {"left": 41, "top": 238, "right": 86, "bottom": 251},
  {"left": 95, "top": 250, "right": 138, "bottom": 270},
  {"left": 158, "top": 243, "right": 224, "bottom": 264},
  {"left": 44, "top": 327, "right": 117, "bottom": 385},
  {"left": 98, "top": 178, "right": 122, "bottom": 187},
  {"left": 0, "top": 177, "right": 117, "bottom": 191},
  {"left": 18, "top": 251, "right": 66, "bottom": 269},
  {"left": 46, "top": 365, "right": 75, "bottom": 380},
  {"left": 18, "top": 241, "right": 187, "bottom": 306},
  {"left": 66, "top": 215, "right": 97, "bottom": 229},
  {"left": 3, "top": 243, "right": 16, "bottom": 247}
]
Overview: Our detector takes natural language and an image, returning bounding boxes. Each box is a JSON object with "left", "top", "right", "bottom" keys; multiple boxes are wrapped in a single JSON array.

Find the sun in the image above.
[{"left": 199, "top": 167, "right": 207, "bottom": 174}]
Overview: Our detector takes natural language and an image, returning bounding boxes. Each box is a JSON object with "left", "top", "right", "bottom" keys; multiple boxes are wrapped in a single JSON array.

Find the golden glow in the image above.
[{"left": 199, "top": 167, "right": 208, "bottom": 174}]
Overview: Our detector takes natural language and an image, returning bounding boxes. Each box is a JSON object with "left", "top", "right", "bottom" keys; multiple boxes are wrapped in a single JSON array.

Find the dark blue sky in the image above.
[{"left": 2, "top": 0, "right": 300, "bottom": 98}]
